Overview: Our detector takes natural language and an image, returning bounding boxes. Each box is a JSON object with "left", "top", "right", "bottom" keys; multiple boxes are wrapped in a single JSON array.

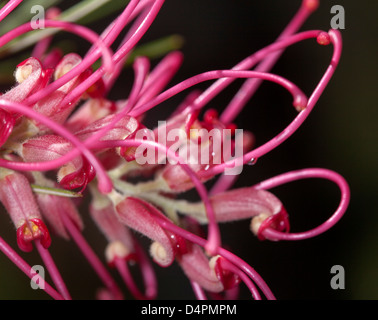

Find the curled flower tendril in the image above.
[{"left": 0, "top": 0, "right": 349, "bottom": 300}]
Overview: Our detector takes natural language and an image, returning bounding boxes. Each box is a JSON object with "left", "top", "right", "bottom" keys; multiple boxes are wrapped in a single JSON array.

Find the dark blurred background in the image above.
[{"left": 0, "top": 0, "right": 377, "bottom": 300}]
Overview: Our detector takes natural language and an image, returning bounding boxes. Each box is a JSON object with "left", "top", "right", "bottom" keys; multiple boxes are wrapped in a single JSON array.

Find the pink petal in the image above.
[
  {"left": 178, "top": 244, "right": 224, "bottom": 293},
  {"left": 115, "top": 197, "right": 175, "bottom": 267},
  {"left": 75, "top": 114, "right": 139, "bottom": 142},
  {"left": 209, "top": 187, "right": 283, "bottom": 223},
  {"left": 2, "top": 57, "right": 43, "bottom": 103},
  {"left": 0, "top": 171, "right": 41, "bottom": 228}
]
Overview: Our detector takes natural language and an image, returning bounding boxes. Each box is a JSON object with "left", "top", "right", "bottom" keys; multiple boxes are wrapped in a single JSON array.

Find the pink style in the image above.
[{"left": 0, "top": 0, "right": 349, "bottom": 300}]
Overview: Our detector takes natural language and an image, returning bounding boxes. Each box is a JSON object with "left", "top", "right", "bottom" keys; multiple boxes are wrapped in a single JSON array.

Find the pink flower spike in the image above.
[{"left": 115, "top": 196, "right": 176, "bottom": 267}]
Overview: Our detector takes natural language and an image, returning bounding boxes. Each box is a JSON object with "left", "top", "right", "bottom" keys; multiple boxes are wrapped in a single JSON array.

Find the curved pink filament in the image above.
[
  {"left": 133, "top": 237, "right": 158, "bottom": 299},
  {"left": 85, "top": 0, "right": 141, "bottom": 57},
  {"left": 185, "top": 30, "right": 323, "bottom": 115},
  {"left": 252, "top": 168, "right": 350, "bottom": 241},
  {"left": 59, "top": 56, "right": 150, "bottom": 163},
  {"left": 35, "top": 240, "right": 72, "bottom": 300},
  {"left": 31, "top": 8, "right": 63, "bottom": 60},
  {"left": 91, "top": 0, "right": 145, "bottom": 92},
  {"left": 1, "top": 68, "right": 307, "bottom": 211},
  {"left": 190, "top": 281, "right": 208, "bottom": 300},
  {"left": 0, "top": 20, "right": 115, "bottom": 107},
  {"left": 60, "top": 0, "right": 165, "bottom": 107},
  {"left": 220, "top": 0, "right": 319, "bottom": 124},
  {"left": 0, "top": 99, "right": 112, "bottom": 194},
  {"left": 203, "top": 29, "right": 343, "bottom": 177},
  {"left": 218, "top": 257, "right": 261, "bottom": 300},
  {"left": 0, "top": 235, "right": 64, "bottom": 300},
  {"left": 113, "top": 238, "right": 158, "bottom": 300},
  {"left": 100, "top": 0, "right": 156, "bottom": 92},
  {"left": 134, "top": 51, "right": 184, "bottom": 108},
  {"left": 145, "top": 210, "right": 274, "bottom": 300},
  {"left": 0, "top": 20, "right": 114, "bottom": 85},
  {"left": 117, "top": 56, "right": 150, "bottom": 116},
  {"left": 0, "top": 58, "right": 150, "bottom": 188},
  {"left": 94, "top": 138, "right": 221, "bottom": 256},
  {"left": 59, "top": 208, "right": 124, "bottom": 300},
  {"left": 0, "top": 0, "right": 22, "bottom": 23},
  {"left": 130, "top": 69, "right": 308, "bottom": 117}
]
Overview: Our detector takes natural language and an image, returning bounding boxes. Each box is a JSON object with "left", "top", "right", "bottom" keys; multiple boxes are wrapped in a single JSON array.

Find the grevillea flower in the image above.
[{"left": 0, "top": 0, "right": 350, "bottom": 300}]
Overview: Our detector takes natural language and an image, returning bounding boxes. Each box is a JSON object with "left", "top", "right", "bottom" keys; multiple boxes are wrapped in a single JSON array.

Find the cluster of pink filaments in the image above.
[{"left": 0, "top": 0, "right": 350, "bottom": 300}]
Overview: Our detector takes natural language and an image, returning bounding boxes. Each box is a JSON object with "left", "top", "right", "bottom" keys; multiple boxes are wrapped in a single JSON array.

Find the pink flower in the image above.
[{"left": 0, "top": 0, "right": 350, "bottom": 300}]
